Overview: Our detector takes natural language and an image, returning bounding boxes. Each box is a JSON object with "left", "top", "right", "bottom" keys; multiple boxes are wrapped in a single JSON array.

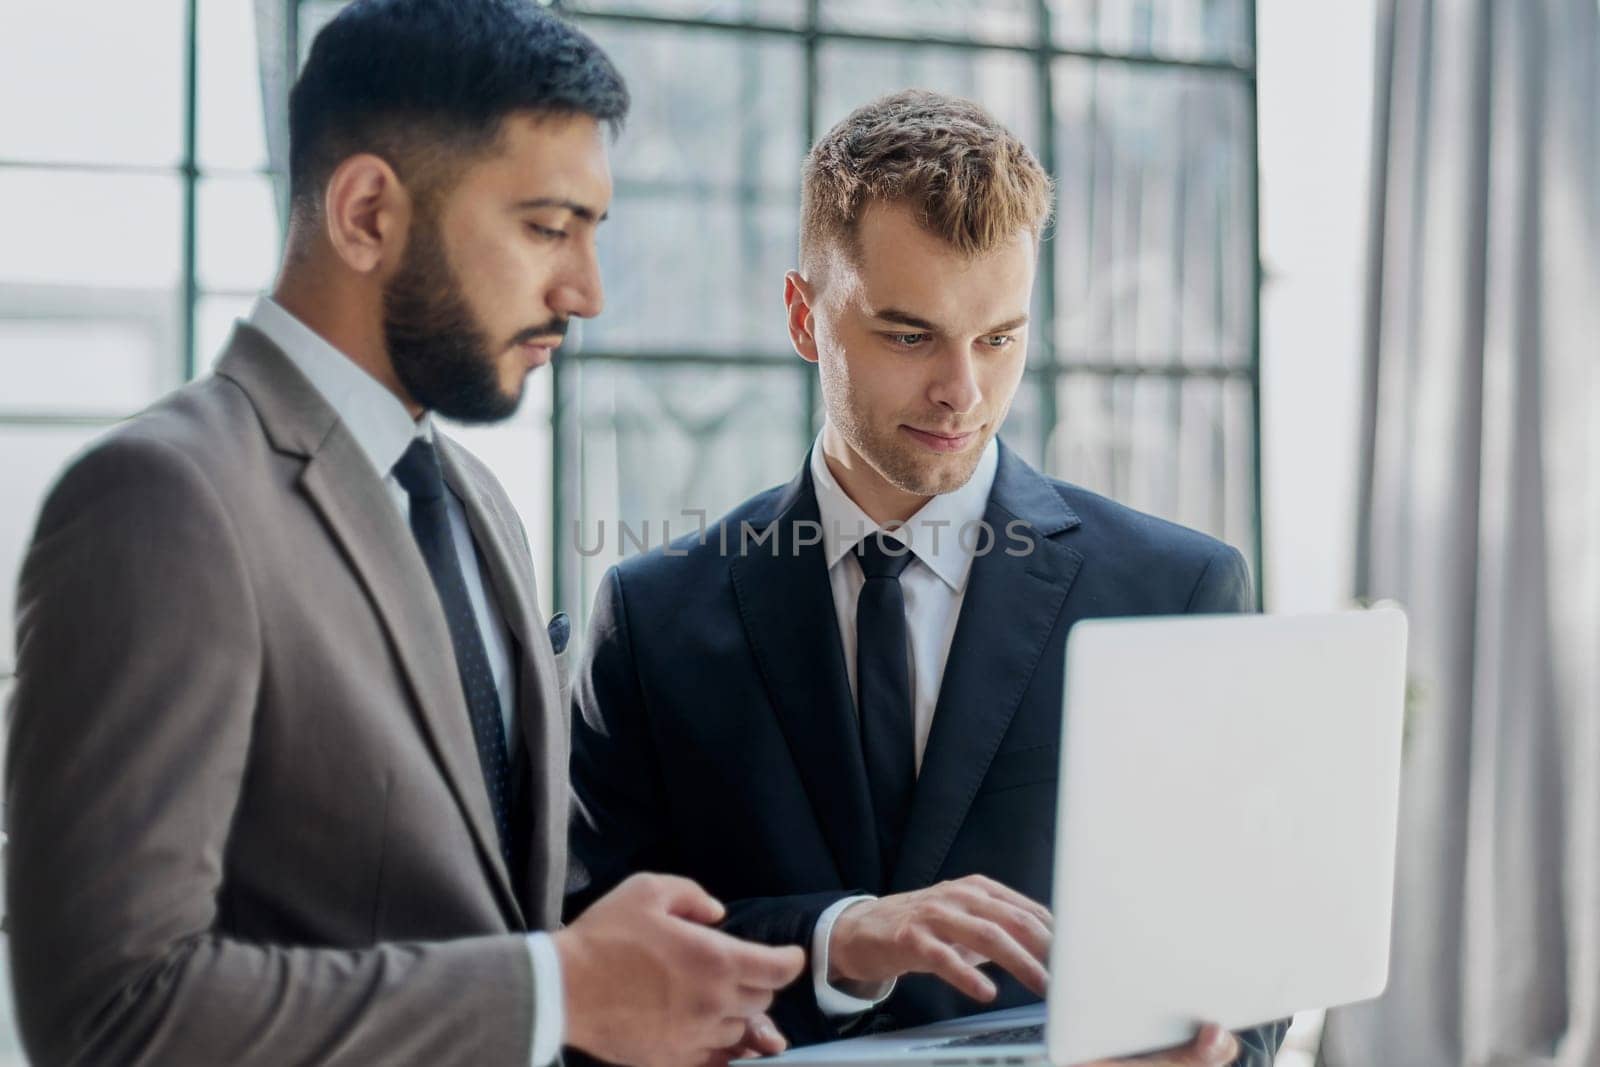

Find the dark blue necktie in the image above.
[
  {"left": 393, "top": 438, "right": 514, "bottom": 867},
  {"left": 855, "top": 532, "right": 917, "bottom": 887}
]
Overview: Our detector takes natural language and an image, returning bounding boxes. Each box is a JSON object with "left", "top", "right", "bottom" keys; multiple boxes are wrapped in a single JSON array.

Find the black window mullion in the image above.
[
  {"left": 1245, "top": 0, "right": 1265, "bottom": 609},
  {"left": 181, "top": 0, "right": 200, "bottom": 382},
  {"left": 1034, "top": 0, "right": 1060, "bottom": 468},
  {"left": 801, "top": 0, "right": 821, "bottom": 441}
]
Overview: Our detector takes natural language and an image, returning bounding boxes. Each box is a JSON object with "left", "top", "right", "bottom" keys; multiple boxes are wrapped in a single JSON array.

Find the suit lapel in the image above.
[
  {"left": 729, "top": 467, "right": 884, "bottom": 892},
  {"left": 889, "top": 444, "right": 1084, "bottom": 893},
  {"left": 217, "top": 326, "right": 525, "bottom": 928},
  {"left": 437, "top": 439, "right": 568, "bottom": 930}
]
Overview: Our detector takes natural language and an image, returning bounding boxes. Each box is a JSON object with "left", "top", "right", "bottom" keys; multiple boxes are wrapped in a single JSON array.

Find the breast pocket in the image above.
[{"left": 975, "top": 742, "right": 1059, "bottom": 796}]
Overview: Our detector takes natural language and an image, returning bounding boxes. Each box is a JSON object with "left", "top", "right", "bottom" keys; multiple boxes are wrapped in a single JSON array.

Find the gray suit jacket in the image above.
[{"left": 5, "top": 324, "right": 568, "bottom": 1065}]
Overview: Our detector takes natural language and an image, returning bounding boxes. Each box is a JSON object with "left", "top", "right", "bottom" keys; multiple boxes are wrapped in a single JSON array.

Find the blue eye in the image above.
[
  {"left": 982, "top": 335, "right": 1017, "bottom": 348},
  {"left": 888, "top": 333, "right": 929, "bottom": 348}
]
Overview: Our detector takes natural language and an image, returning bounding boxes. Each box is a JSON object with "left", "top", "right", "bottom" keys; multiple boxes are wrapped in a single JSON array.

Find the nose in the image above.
[
  {"left": 548, "top": 241, "right": 604, "bottom": 321},
  {"left": 927, "top": 343, "right": 982, "bottom": 416}
]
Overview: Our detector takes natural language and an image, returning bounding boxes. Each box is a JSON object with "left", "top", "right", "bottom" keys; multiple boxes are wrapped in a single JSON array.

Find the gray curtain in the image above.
[{"left": 1321, "top": 1, "right": 1600, "bottom": 1065}]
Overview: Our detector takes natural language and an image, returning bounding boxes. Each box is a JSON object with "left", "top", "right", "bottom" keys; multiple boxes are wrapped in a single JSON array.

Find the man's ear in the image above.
[
  {"left": 785, "top": 270, "right": 819, "bottom": 364},
  {"left": 322, "top": 153, "right": 411, "bottom": 276}
]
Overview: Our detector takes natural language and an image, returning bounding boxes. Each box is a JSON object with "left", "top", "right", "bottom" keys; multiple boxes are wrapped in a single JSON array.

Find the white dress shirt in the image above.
[
  {"left": 246, "top": 296, "right": 563, "bottom": 1066},
  {"left": 805, "top": 432, "right": 1000, "bottom": 1016}
]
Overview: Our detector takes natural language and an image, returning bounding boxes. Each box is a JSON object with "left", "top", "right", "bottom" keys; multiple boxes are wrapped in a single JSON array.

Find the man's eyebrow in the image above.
[
  {"left": 870, "top": 309, "right": 1031, "bottom": 334},
  {"left": 870, "top": 308, "right": 941, "bottom": 331},
  {"left": 513, "top": 197, "right": 609, "bottom": 223}
]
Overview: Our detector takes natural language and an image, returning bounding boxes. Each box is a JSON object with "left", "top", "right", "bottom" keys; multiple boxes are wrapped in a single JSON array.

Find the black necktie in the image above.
[
  {"left": 393, "top": 438, "right": 514, "bottom": 867},
  {"left": 855, "top": 532, "right": 916, "bottom": 886}
]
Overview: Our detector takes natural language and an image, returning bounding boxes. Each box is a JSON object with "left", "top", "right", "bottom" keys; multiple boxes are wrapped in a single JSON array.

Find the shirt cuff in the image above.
[
  {"left": 526, "top": 932, "right": 565, "bottom": 1066},
  {"left": 812, "top": 895, "right": 897, "bottom": 1017}
]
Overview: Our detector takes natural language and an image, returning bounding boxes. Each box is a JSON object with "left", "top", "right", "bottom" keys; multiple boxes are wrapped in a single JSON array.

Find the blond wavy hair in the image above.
[{"left": 799, "top": 89, "right": 1053, "bottom": 279}]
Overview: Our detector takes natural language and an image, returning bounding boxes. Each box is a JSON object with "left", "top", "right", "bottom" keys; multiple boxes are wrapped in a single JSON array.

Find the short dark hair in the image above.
[{"left": 288, "top": 0, "right": 629, "bottom": 214}]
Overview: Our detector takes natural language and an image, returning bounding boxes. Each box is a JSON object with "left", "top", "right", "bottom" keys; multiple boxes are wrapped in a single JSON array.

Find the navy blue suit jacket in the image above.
[{"left": 566, "top": 443, "right": 1286, "bottom": 1063}]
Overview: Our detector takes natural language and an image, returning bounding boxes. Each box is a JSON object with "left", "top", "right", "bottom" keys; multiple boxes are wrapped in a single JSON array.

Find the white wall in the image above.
[
  {"left": 1258, "top": 2, "right": 1377, "bottom": 615},
  {"left": 1257, "top": 5, "right": 1379, "bottom": 1061}
]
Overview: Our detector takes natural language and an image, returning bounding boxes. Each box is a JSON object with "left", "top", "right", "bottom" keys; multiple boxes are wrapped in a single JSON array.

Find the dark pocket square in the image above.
[{"left": 547, "top": 611, "right": 571, "bottom": 656}]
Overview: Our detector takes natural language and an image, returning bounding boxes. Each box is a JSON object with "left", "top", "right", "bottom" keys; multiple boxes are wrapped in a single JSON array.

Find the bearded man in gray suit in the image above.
[{"left": 4, "top": 2, "right": 803, "bottom": 1064}]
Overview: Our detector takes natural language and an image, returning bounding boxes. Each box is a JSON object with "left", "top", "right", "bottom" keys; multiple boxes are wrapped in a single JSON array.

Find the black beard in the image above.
[{"left": 382, "top": 213, "right": 519, "bottom": 424}]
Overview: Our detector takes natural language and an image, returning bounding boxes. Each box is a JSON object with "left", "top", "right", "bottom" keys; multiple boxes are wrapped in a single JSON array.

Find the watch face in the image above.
[{"left": 548, "top": 612, "right": 571, "bottom": 655}]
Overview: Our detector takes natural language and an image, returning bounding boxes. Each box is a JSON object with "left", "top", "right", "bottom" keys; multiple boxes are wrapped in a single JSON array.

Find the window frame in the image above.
[{"left": 0, "top": 0, "right": 1264, "bottom": 669}]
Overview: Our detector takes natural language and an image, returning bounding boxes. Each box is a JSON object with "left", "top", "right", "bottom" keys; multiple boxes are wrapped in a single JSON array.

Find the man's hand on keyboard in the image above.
[
  {"left": 828, "top": 874, "right": 1052, "bottom": 1002},
  {"left": 1079, "top": 1023, "right": 1239, "bottom": 1067}
]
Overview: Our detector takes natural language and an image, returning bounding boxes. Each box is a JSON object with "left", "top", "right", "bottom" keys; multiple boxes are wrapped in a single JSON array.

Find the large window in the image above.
[
  {"left": 0, "top": 0, "right": 282, "bottom": 696},
  {"left": 1, "top": 0, "right": 1261, "bottom": 667},
  {"left": 550, "top": 0, "right": 1261, "bottom": 625}
]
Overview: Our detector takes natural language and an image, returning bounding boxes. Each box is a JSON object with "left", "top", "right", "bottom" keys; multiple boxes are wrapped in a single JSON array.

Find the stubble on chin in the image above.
[{"left": 856, "top": 424, "right": 992, "bottom": 498}]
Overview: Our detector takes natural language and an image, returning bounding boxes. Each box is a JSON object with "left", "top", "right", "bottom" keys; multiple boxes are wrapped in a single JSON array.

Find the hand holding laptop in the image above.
[
  {"left": 1077, "top": 1023, "right": 1238, "bottom": 1066},
  {"left": 829, "top": 874, "right": 1053, "bottom": 1002}
]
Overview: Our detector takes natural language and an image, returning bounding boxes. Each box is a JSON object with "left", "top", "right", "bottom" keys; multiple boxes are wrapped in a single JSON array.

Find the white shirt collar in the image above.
[
  {"left": 247, "top": 294, "right": 431, "bottom": 479},
  {"left": 808, "top": 430, "right": 999, "bottom": 593}
]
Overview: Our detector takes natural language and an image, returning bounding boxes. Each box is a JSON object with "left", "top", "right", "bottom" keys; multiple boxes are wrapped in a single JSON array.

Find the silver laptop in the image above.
[{"left": 746, "top": 607, "right": 1408, "bottom": 1066}]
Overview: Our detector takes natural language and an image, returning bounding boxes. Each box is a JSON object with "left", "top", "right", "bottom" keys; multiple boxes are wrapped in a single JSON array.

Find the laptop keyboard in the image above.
[{"left": 917, "top": 1023, "right": 1045, "bottom": 1050}]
